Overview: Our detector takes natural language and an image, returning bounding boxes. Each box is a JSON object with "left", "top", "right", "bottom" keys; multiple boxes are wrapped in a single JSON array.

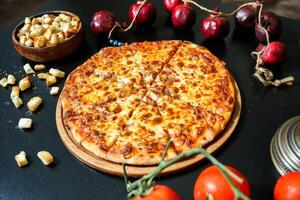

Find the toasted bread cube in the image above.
[
  {"left": 50, "top": 86, "right": 59, "bottom": 95},
  {"left": 50, "top": 22, "right": 60, "bottom": 33},
  {"left": 20, "top": 24, "right": 31, "bottom": 33},
  {"left": 31, "top": 18, "right": 39, "bottom": 25},
  {"left": 24, "top": 17, "right": 31, "bottom": 24},
  {"left": 71, "top": 20, "right": 79, "bottom": 29},
  {"left": 24, "top": 39, "right": 33, "bottom": 47},
  {"left": 27, "top": 96, "right": 42, "bottom": 112},
  {"left": 37, "top": 151, "right": 54, "bottom": 165},
  {"left": 18, "top": 118, "right": 32, "bottom": 129},
  {"left": 59, "top": 13, "right": 71, "bottom": 22},
  {"left": 23, "top": 63, "right": 35, "bottom": 74},
  {"left": 57, "top": 32, "right": 65, "bottom": 43},
  {"left": 7, "top": 74, "right": 16, "bottom": 85},
  {"left": 15, "top": 151, "right": 28, "bottom": 167},
  {"left": 34, "top": 64, "right": 46, "bottom": 71},
  {"left": 19, "top": 35, "right": 26, "bottom": 45},
  {"left": 19, "top": 76, "right": 31, "bottom": 91},
  {"left": 61, "top": 22, "right": 72, "bottom": 34},
  {"left": 0, "top": 77, "right": 8, "bottom": 87},
  {"left": 44, "top": 29, "right": 52, "bottom": 40},
  {"left": 34, "top": 37, "right": 47, "bottom": 48},
  {"left": 42, "top": 24, "right": 50, "bottom": 30},
  {"left": 46, "top": 75, "right": 57, "bottom": 86},
  {"left": 49, "top": 33, "right": 58, "bottom": 45},
  {"left": 11, "top": 86, "right": 20, "bottom": 98},
  {"left": 37, "top": 73, "right": 49, "bottom": 79},
  {"left": 54, "top": 16, "right": 62, "bottom": 22},
  {"left": 49, "top": 68, "right": 65, "bottom": 78},
  {"left": 43, "top": 17, "right": 52, "bottom": 24},
  {"left": 12, "top": 96, "right": 23, "bottom": 108}
]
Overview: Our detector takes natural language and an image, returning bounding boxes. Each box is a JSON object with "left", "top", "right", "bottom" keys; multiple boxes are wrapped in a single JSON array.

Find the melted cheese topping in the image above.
[{"left": 61, "top": 40, "right": 235, "bottom": 165}]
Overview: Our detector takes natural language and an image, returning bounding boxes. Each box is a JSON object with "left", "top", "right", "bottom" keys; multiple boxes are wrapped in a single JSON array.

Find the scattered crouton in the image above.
[
  {"left": 37, "top": 151, "right": 54, "bottom": 165},
  {"left": 34, "top": 64, "right": 46, "bottom": 71},
  {"left": 23, "top": 63, "right": 35, "bottom": 74},
  {"left": 19, "top": 76, "right": 31, "bottom": 91},
  {"left": 27, "top": 96, "right": 43, "bottom": 112},
  {"left": 50, "top": 87, "right": 59, "bottom": 95},
  {"left": 15, "top": 151, "right": 28, "bottom": 167},
  {"left": 49, "top": 68, "right": 65, "bottom": 78},
  {"left": 18, "top": 118, "right": 32, "bottom": 129}
]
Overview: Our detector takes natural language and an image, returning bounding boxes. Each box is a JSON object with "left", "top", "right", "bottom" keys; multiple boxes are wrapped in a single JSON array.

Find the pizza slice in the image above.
[
  {"left": 91, "top": 45, "right": 145, "bottom": 87},
  {"left": 61, "top": 57, "right": 147, "bottom": 113},
  {"left": 129, "top": 40, "right": 181, "bottom": 87},
  {"left": 106, "top": 102, "right": 178, "bottom": 165},
  {"left": 147, "top": 66, "right": 235, "bottom": 120},
  {"left": 144, "top": 93, "right": 216, "bottom": 153},
  {"left": 167, "top": 41, "right": 226, "bottom": 79},
  {"left": 65, "top": 94, "right": 142, "bottom": 152}
]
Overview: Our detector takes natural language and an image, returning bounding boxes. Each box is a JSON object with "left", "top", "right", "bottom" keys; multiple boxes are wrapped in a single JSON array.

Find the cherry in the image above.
[
  {"left": 164, "top": 0, "right": 183, "bottom": 13},
  {"left": 90, "top": 10, "right": 116, "bottom": 34},
  {"left": 171, "top": 4, "right": 196, "bottom": 29},
  {"left": 235, "top": 5, "right": 257, "bottom": 30},
  {"left": 128, "top": 1, "right": 157, "bottom": 26},
  {"left": 262, "top": 41, "right": 286, "bottom": 65},
  {"left": 200, "top": 16, "right": 230, "bottom": 40},
  {"left": 255, "top": 11, "right": 282, "bottom": 43}
]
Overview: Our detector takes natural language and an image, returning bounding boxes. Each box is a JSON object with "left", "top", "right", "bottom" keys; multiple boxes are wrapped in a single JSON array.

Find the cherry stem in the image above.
[
  {"left": 108, "top": 0, "right": 148, "bottom": 39},
  {"left": 257, "top": 3, "right": 270, "bottom": 45},
  {"left": 183, "top": 0, "right": 260, "bottom": 17},
  {"left": 252, "top": 3, "right": 294, "bottom": 87},
  {"left": 123, "top": 140, "right": 250, "bottom": 200}
]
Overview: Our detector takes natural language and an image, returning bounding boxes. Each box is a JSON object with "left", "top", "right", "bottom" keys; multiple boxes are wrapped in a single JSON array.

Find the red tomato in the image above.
[
  {"left": 274, "top": 172, "right": 300, "bottom": 200},
  {"left": 131, "top": 185, "right": 181, "bottom": 200},
  {"left": 194, "top": 165, "right": 250, "bottom": 200}
]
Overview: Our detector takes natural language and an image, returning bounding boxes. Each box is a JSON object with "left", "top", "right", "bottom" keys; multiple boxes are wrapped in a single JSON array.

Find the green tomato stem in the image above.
[{"left": 125, "top": 140, "right": 251, "bottom": 200}]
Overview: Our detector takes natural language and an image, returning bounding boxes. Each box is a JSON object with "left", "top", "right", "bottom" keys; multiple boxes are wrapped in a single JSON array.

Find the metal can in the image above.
[{"left": 270, "top": 116, "right": 300, "bottom": 175}]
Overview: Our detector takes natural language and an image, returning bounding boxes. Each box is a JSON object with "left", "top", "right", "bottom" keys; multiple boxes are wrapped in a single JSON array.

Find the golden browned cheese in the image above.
[{"left": 60, "top": 40, "right": 235, "bottom": 165}]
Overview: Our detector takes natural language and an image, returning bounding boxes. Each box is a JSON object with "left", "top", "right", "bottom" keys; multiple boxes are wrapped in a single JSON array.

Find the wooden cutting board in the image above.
[{"left": 56, "top": 79, "right": 241, "bottom": 177}]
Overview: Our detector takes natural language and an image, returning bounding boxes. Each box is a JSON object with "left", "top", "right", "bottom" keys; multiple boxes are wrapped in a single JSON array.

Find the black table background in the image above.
[{"left": 0, "top": 0, "right": 300, "bottom": 199}]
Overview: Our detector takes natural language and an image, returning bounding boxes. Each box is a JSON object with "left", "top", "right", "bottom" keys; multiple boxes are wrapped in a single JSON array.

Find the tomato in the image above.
[
  {"left": 194, "top": 165, "right": 250, "bottom": 200},
  {"left": 130, "top": 185, "right": 181, "bottom": 200},
  {"left": 274, "top": 172, "right": 300, "bottom": 200}
]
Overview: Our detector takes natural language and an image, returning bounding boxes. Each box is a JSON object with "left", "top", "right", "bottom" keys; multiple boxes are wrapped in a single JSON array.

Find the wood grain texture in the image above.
[{"left": 55, "top": 78, "right": 241, "bottom": 177}]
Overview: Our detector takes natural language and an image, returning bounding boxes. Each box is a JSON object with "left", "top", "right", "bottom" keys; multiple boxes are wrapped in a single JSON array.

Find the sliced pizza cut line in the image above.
[
  {"left": 143, "top": 94, "right": 228, "bottom": 154},
  {"left": 60, "top": 40, "right": 236, "bottom": 165},
  {"left": 129, "top": 40, "right": 182, "bottom": 88},
  {"left": 117, "top": 40, "right": 183, "bottom": 128},
  {"left": 146, "top": 66, "right": 235, "bottom": 121},
  {"left": 103, "top": 101, "right": 178, "bottom": 165},
  {"left": 167, "top": 41, "right": 228, "bottom": 80},
  {"left": 65, "top": 93, "right": 144, "bottom": 151}
]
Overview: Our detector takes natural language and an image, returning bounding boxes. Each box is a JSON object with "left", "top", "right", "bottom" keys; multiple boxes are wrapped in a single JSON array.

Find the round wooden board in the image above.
[{"left": 56, "top": 80, "right": 241, "bottom": 177}]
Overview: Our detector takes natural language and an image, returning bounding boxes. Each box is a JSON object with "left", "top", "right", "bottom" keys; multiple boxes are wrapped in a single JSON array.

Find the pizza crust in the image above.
[{"left": 61, "top": 40, "right": 235, "bottom": 165}]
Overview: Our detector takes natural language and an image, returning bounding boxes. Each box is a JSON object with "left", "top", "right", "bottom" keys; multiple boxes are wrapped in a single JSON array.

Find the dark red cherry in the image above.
[
  {"left": 164, "top": 0, "right": 183, "bottom": 13},
  {"left": 90, "top": 10, "right": 116, "bottom": 34},
  {"left": 235, "top": 5, "right": 257, "bottom": 29},
  {"left": 255, "top": 11, "right": 282, "bottom": 43},
  {"left": 128, "top": 1, "right": 157, "bottom": 26},
  {"left": 262, "top": 41, "right": 286, "bottom": 65},
  {"left": 201, "top": 16, "right": 230, "bottom": 40},
  {"left": 171, "top": 4, "right": 196, "bottom": 29}
]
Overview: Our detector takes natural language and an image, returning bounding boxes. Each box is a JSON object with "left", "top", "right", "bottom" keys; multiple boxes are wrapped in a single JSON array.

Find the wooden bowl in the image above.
[{"left": 12, "top": 10, "right": 84, "bottom": 62}]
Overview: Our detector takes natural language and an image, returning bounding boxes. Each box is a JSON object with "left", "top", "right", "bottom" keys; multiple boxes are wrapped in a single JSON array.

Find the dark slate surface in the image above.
[{"left": 0, "top": 0, "right": 299, "bottom": 199}]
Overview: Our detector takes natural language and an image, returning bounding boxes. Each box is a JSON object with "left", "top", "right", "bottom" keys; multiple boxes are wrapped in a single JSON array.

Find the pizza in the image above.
[{"left": 60, "top": 40, "right": 235, "bottom": 165}]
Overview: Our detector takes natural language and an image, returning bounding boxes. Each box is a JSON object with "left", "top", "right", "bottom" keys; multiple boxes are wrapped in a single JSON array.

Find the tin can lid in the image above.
[{"left": 270, "top": 116, "right": 300, "bottom": 175}]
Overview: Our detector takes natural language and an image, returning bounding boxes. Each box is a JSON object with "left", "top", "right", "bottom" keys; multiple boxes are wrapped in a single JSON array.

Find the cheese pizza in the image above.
[{"left": 61, "top": 40, "right": 235, "bottom": 165}]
